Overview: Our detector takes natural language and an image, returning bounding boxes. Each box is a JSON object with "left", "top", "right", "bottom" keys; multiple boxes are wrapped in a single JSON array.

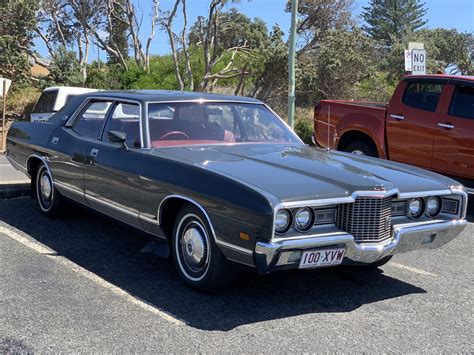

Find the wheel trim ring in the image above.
[
  {"left": 37, "top": 168, "right": 54, "bottom": 211},
  {"left": 175, "top": 214, "right": 211, "bottom": 282}
]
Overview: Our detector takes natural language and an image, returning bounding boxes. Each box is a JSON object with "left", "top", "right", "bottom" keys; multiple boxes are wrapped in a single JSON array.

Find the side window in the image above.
[
  {"left": 449, "top": 85, "right": 474, "bottom": 119},
  {"left": 73, "top": 101, "right": 112, "bottom": 139},
  {"left": 103, "top": 103, "right": 141, "bottom": 148},
  {"left": 402, "top": 82, "right": 444, "bottom": 112},
  {"left": 33, "top": 90, "right": 58, "bottom": 113}
]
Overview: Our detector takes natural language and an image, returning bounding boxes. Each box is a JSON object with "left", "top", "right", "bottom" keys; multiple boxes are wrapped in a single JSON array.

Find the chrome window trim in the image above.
[
  {"left": 64, "top": 96, "right": 145, "bottom": 149},
  {"left": 157, "top": 194, "right": 253, "bottom": 255},
  {"left": 271, "top": 188, "right": 463, "bottom": 241}
]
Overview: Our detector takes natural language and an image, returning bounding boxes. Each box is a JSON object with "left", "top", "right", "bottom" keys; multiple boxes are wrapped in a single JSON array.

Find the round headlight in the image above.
[
  {"left": 426, "top": 196, "right": 441, "bottom": 217},
  {"left": 275, "top": 209, "right": 291, "bottom": 234},
  {"left": 294, "top": 207, "right": 313, "bottom": 231},
  {"left": 407, "top": 198, "right": 424, "bottom": 218}
]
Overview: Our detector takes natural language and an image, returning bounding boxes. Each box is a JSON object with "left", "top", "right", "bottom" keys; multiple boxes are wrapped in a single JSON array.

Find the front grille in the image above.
[{"left": 337, "top": 196, "right": 393, "bottom": 243}]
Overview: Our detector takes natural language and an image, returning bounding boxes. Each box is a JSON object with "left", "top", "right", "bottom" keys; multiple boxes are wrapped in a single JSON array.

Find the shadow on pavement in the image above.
[{"left": 1, "top": 198, "right": 430, "bottom": 331}]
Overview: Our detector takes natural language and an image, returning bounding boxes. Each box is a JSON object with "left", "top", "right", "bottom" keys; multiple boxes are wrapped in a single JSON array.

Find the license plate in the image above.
[{"left": 299, "top": 248, "right": 345, "bottom": 269}]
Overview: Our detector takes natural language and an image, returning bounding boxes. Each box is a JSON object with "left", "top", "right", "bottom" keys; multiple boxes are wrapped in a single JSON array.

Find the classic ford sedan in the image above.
[{"left": 6, "top": 91, "right": 468, "bottom": 290}]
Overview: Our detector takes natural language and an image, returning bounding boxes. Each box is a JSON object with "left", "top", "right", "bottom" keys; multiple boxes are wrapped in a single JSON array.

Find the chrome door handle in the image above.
[
  {"left": 90, "top": 148, "right": 99, "bottom": 157},
  {"left": 389, "top": 114, "right": 405, "bottom": 120},
  {"left": 437, "top": 123, "right": 454, "bottom": 130}
]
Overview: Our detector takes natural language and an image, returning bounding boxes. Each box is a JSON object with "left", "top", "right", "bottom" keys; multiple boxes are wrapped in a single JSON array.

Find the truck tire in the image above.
[{"left": 344, "top": 140, "right": 378, "bottom": 157}]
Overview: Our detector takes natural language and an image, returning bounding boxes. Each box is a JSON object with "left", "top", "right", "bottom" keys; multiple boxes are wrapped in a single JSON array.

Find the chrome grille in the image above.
[{"left": 337, "top": 196, "right": 393, "bottom": 243}]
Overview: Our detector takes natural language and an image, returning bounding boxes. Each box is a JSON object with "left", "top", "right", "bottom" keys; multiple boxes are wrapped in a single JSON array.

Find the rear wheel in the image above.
[
  {"left": 343, "top": 140, "right": 378, "bottom": 157},
  {"left": 171, "top": 205, "right": 234, "bottom": 291},
  {"left": 35, "top": 163, "right": 62, "bottom": 216}
]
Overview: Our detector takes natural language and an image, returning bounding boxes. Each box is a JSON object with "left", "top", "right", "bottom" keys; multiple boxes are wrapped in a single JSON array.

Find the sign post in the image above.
[{"left": 1, "top": 78, "right": 12, "bottom": 152}]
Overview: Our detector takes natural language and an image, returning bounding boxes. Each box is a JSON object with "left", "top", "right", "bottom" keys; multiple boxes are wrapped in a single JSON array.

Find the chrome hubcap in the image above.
[
  {"left": 40, "top": 173, "right": 52, "bottom": 201},
  {"left": 181, "top": 225, "right": 207, "bottom": 272},
  {"left": 352, "top": 150, "right": 365, "bottom": 156}
]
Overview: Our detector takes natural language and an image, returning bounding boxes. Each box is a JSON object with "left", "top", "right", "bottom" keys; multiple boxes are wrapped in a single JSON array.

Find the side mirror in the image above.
[{"left": 108, "top": 130, "right": 128, "bottom": 149}]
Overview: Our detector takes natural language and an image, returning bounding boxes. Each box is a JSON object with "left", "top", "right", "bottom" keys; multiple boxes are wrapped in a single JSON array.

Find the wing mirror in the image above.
[{"left": 108, "top": 130, "right": 128, "bottom": 149}]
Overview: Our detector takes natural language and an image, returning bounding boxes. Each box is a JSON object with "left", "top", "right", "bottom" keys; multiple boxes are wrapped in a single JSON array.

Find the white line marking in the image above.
[
  {"left": 0, "top": 224, "right": 185, "bottom": 326},
  {"left": 389, "top": 262, "right": 438, "bottom": 277},
  {"left": 0, "top": 180, "right": 30, "bottom": 184}
]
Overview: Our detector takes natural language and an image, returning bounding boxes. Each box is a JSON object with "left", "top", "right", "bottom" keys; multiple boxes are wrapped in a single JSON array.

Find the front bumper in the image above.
[{"left": 254, "top": 219, "right": 467, "bottom": 273}]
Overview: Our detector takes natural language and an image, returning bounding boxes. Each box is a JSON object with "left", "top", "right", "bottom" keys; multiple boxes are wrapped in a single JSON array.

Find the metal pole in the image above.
[
  {"left": 2, "top": 81, "right": 6, "bottom": 152},
  {"left": 287, "top": 0, "right": 298, "bottom": 129}
]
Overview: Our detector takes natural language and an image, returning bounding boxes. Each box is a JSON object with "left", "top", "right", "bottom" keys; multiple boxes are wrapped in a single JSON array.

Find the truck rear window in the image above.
[
  {"left": 33, "top": 90, "right": 58, "bottom": 113},
  {"left": 402, "top": 82, "right": 443, "bottom": 112},
  {"left": 449, "top": 85, "right": 474, "bottom": 119}
]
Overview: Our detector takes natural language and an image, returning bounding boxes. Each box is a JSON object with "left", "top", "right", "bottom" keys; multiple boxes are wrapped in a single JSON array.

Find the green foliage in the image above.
[
  {"left": 362, "top": 0, "right": 427, "bottom": 46},
  {"left": 294, "top": 115, "right": 314, "bottom": 145},
  {"left": 0, "top": 0, "right": 39, "bottom": 87},
  {"left": 47, "top": 48, "right": 83, "bottom": 86}
]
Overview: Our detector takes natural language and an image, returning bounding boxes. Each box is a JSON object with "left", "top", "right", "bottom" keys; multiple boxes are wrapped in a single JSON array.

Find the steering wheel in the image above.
[{"left": 158, "top": 131, "right": 190, "bottom": 141}]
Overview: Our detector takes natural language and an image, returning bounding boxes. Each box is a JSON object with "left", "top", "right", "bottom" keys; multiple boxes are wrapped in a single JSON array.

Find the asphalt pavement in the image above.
[{"left": 0, "top": 196, "right": 473, "bottom": 352}]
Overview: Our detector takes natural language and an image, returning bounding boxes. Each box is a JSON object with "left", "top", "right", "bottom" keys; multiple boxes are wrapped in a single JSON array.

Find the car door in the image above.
[
  {"left": 84, "top": 101, "right": 144, "bottom": 229},
  {"left": 48, "top": 99, "right": 113, "bottom": 204},
  {"left": 386, "top": 79, "right": 445, "bottom": 168},
  {"left": 432, "top": 83, "right": 474, "bottom": 180}
]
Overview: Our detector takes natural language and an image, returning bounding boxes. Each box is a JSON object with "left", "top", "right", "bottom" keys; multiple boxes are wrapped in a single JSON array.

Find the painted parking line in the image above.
[
  {"left": 388, "top": 262, "right": 438, "bottom": 277},
  {"left": 0, "top": 224, "right": 185, "bottom": 326}
]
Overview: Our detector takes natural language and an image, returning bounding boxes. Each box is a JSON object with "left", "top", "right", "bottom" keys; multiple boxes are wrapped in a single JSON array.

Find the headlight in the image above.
[
  {"left": 275, "top": 209, "right": 291, "bottom": 234},
  {"left": 426, "top": 196, "right": 441, "bottom": 217},
  {"left": 294, "top": 207, "right": 314, "bottom": 231},
  {"left": 407, "top": 198, "right": 424, "bottom": 218}
]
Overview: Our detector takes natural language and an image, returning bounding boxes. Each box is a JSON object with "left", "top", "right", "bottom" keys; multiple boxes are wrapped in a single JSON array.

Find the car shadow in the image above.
[{"left": 1, "top": 198, "right": 428, "bottom": 331}]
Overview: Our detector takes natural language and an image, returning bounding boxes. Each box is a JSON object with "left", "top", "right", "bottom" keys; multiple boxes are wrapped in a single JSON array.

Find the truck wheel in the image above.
[
  {"left": 171, "top": 205, "right": 234, "bottom": 291},
  {"left": 35, "top": 163, "right": 63, "bottom": 216},
  {"left": 344, "top": 141, "right": 378, "bottom": 157}
]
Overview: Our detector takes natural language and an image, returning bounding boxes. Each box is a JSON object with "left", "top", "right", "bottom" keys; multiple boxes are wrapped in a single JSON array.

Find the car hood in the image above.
[{"left": 155, "top": 144, "right": 461, "bottom": 203}]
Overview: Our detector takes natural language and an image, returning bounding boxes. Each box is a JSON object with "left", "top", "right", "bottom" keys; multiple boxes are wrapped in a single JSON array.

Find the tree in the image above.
[
  {"left": 362, "top": 0, "right": 427, "bottom": 47},
  {"left": 286, "top": 0, "right": 355, "bottom": 53},
  {"left": 0, "top": 0, "right": 39, "bottom": 86},
  {"left": 107, "top": 0, "right": 129, "bottom": 64},
  {"left": 47, "top": 47, "right": 83, "bottom": 86}
]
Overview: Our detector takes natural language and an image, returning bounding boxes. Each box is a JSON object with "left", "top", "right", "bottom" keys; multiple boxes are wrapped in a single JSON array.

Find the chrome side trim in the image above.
[
  {"left": 85, "top": 193, "right": 139, "bottom": 218},
  {"left": 398, "top": 189, "right": 452, "bottom": 198},
  {"left": 54, "top": 181, "right": 83, "bottom": 196},
  {"left": 215, "top": 239, "right": 253, "bottom": 255},
  {"left": 157, "top": 194, "right": 254, "bottom": 256}
]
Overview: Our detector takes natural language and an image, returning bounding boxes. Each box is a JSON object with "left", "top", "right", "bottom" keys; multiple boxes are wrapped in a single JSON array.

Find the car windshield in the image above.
[{"left": 147, "top": 102, "right": 301, "bottom": 147}]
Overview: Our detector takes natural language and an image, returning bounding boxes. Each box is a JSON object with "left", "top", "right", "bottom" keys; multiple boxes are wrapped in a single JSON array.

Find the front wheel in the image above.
[
  {"left": 35, "top": 163, "right": 62, "bottom": 216},
  {"left": 343, "top": 140, "right": 378, "bottom": 157},
  {"left": 171, "top": 205, "right": 234, "bottom": 291}
]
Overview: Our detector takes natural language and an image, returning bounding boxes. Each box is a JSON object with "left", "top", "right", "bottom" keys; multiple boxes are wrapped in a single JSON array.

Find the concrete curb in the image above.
[{"left": 0, "top": 182, "right": 30, "bottom": 198}]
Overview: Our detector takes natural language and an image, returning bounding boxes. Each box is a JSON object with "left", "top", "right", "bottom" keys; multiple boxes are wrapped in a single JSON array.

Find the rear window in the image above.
[
  {"left": 402, "top": 82, "right": 443, "bottom": 112},
  {"left": 449, "top": 85, "right": 474, "bottom": 119},
  {"left": 33, "top": 90, "right": 58, "bottom": 113}
]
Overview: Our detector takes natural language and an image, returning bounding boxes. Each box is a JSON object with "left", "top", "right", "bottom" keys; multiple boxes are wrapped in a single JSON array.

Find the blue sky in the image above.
[{"left": 34, "top": 0, "right": 474, "bottom": 62}]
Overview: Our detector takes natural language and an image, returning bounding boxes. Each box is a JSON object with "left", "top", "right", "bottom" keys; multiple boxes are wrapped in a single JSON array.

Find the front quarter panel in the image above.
[{"left": 139, "top": 151, "right": 275, "bottom": 264}]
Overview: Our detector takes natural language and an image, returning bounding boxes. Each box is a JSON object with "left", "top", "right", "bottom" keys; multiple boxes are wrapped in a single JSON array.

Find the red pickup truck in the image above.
[{"left": 314, "top": 74, "right": 474, "bottom": 189}]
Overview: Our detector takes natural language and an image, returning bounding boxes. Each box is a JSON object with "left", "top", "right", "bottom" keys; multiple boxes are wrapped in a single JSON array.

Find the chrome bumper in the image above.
[{"left": 254, "top": 219, "right": 467, "bottom": 273}]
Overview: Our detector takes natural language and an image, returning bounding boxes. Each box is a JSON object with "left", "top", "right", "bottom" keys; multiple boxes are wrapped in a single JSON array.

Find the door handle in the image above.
[
  {"left": 389, "top": 114, "right": 405, "bottom": 121},
  {"left": 437, "top": 123, "right": 454, "bottom": 130},
  {"left": 90, "top": 148, "right": 99, "bottom": 157}
]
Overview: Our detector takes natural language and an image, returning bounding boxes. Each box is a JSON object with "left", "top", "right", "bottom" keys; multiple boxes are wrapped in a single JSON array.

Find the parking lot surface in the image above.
[{"left": 1, "top": 196, "right": 473, "bottom": 353}]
